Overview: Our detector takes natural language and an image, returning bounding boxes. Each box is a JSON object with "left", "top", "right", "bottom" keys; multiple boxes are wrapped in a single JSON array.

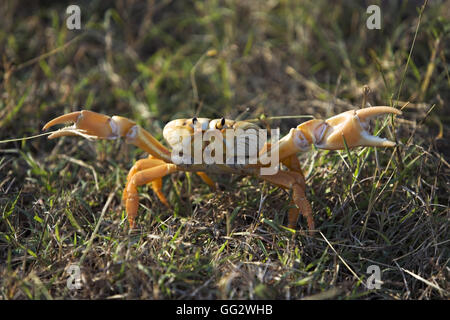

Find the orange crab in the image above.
[{"left": 43, "top": 106, "right": 401, "bottom": 233}]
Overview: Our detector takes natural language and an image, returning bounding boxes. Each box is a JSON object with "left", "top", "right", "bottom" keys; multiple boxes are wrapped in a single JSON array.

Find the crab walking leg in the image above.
[
  {"left": 195, "top": 172, "right": 216, "bottom": 190},
  {"left": 291, "top": 184, "right": 313, "bottom": 233},
  {"left": 150, "top": 178, "right": 170, "bottom": 208},
  {"left": 260, "top": 170, "right": 314, "bottom": 232},
  {"left": 281, "top": 155, "right": 307, "bottom": 230},
  {"left": 284, "top": 161, "right": 313, "bottom": 232},
  {"left": 43, "top": 110, "right": 173, "bottom": 163},
  {"left": 123, "top": 156, "right": 170, "bottom": 206},
  {"left": 125, "top": 164, "right": 178, "bottom": 228},
  {"left": 281, "top": 154, "right": 305, "bottom": 176},
  {"left": 124, "top": 156, "right": 215, "bottom": 207}
]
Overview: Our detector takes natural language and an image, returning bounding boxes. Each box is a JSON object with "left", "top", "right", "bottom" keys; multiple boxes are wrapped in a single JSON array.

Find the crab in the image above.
[{"left": 42, "top": 106, "right": 401, "bottom": 233}]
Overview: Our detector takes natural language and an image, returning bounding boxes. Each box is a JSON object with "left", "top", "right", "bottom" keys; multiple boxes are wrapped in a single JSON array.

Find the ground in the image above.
[{"left": 0, "top": 0, "right": 449, "bottom": 299}]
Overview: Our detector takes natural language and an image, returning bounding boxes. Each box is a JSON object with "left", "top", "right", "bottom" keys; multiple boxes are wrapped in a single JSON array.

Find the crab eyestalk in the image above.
[{"left": 278, "top": 106, "right": 401, "bottom": 159}]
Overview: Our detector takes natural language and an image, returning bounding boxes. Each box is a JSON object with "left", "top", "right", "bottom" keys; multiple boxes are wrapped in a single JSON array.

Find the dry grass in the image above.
[{"left": 0, "top": 0, "right": 449, "bottom": 299}]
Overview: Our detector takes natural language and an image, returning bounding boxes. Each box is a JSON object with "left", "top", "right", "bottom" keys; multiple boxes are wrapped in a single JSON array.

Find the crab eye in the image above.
[{"left": 216, "top": 117, "right": 226, "bottom": 129}]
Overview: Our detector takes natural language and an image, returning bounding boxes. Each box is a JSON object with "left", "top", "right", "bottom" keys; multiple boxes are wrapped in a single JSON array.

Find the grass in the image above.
[{"left": 0, "top": 0, "right": 449, "bottom": 299}]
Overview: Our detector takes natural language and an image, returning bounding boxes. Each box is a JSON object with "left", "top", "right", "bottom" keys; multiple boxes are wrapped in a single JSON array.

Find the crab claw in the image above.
[
  {"left": 42, "top": 110, "right": 135, "bottom": 140},
  {"left": 299, "top": 106, "right": 401, "bottom": 150}
]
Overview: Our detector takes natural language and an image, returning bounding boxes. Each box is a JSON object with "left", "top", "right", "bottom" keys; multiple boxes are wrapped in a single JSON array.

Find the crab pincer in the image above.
[
  {"left": 42, "top": 110, "right": 136, "bottom": 140},
  {"left": 293, "top": 106, "right": 402, "bottom": 151}
]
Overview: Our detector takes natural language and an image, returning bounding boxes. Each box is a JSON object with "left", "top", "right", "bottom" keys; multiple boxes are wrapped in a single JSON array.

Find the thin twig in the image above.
[
  {"left": 319, "top": 231, "right": 366, "bottom": 288},
  {"left": 0, "top": 132, "right": 54, "bottom": 144},
  {"left": 395, "top": 0, "right": 428, "bottom": 108}
]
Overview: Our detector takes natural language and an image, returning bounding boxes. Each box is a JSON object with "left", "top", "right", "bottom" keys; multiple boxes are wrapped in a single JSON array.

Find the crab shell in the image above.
[{"left": 163, "top": 117, "right": 266, "bottom": 163}]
